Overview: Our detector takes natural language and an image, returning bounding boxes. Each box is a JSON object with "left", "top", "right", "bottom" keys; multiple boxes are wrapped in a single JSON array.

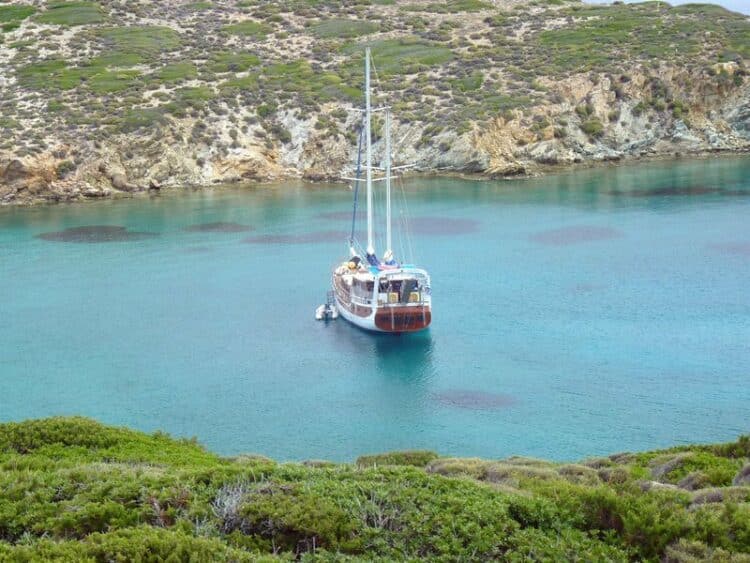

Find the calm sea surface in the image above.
[{"left": 1, "top": 157, "right": 749, "bottom": 461}]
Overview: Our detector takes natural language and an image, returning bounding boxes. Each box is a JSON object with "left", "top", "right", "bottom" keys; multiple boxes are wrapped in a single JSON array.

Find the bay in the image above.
[{"left": 1, "top": 156, "right": 748, "bottom": 461}]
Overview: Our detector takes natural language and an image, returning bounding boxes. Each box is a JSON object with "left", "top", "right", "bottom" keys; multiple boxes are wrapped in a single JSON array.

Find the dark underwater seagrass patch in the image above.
[
  {"left": 36, "top": 226, "right": 158, "bottom": 243},
  {"left": 242, "top": 230, "right": 348, "bottom": 244},
  {"left": 431, "top": 389, "right": 516, "bottom": 411},
  {"left": 182, "top": 222, "right": 254, "bottom": 233},
  {"left": 317, "top": 214, "right": 479, "bottom": 235},
  {"left": 708, "top": 242, "right": 750, "bottom": 257},
  {"left": 403, "top": 217, "right": 480, "bottom": 235},
  {"left": 570, "top": 283, "right": 606, "bottom": 293},
  {"left": 182, "top": 246, "right": 213, "bottom": 254},
  {"left": 529, "top": 225, "right": 622, "bottom": 245},
  {"left": 316, "top": 211, "right": 366, "bottom": 221},
  {"left": 608, "top": 186, "right": 722, "bottom": 197}
]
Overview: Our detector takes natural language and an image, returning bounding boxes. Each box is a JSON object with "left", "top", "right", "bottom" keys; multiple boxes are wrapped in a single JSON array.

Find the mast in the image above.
[
  {"left": 384, "top": 108, "right": 392, "bottom": 257},
  {"left": 365, "top": 47, "right": 374, "bottom": 256}
]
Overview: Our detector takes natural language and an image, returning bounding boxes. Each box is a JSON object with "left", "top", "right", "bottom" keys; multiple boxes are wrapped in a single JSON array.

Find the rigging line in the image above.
[
  {"left": 397, "top": 174, "right": 415, "bottom": 264},
  {"left": 350, "top": 119, "right": 365, "bottom": 248},
  {"left": 397, "top": 200, "right": 406, "bottom": 265},
  {"left": 372, "top": 159, "right": 385, "bottom": 256},
  {"left": 369, "top": 52, "right": 391, "bottom": 122}
]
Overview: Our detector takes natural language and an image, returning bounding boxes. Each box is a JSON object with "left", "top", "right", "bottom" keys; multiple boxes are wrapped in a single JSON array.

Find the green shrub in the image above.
[
  {"left": 0, "top": 528, "right": 262, "bottom": 561},
  {"left": 712, "top": 435, "right": 750, "bottom": 458},
  {"left": 0, "top": 4, "right": 36, "bottom": 27},
  {"left": 1, "top": 412, "right": 750, "bottom": 560},
  {"left": 451, "top": 71, "right": 483, "bottom": 92},
  {"left": 343, "top": 37, "right": 453, "bottom": 76},
  {"left": 88, "top": 70, "right": 141, "bottom": 93},
  {"left": 576, "top": 103, "right": 594, "bottom": 118},
  {"left": 403, "top": 0, "right": 491, "bottom": 14},
  {"left": 238, "top": 482, "right": 363, "bottom": 554},
  {"left": 660, "top": 452, "right": 743, "bottom": 487},
  {"left": 208, "top": 52, "right": 260, "bottom": 73},
  {"left": 97, "top": 26, "right": 182, "bottom": 58},
  {"left": 356, "top": 450, "right": 438, "bottom": 468},
  {"left": 157, "top": 62, "right": 197, "bottom": 82},
  {"left": 0, "top": 117, "right": 20, "bottom": 130},
  {"left": 311, "top": 19, "right": 378, "bottom": 39},
  {"left": 36, "top": 1, "right": 106, "bottom": 26},
  {"left": 256, "top": 103, "right": 277, "bottom": 118},
  {"left": 55, "top": 160, "right": 76, "bottom": 179},
  {"left": 580, "top": 118, "right": 604, "bottom": 138},
  {"left": 224, "top": 20, "right": 269, "bottom": 37}
]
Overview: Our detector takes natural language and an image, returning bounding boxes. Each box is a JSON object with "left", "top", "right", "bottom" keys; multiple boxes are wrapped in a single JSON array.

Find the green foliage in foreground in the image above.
[{"left": 0, "top": 418, "right": 748, "bottom": 561}]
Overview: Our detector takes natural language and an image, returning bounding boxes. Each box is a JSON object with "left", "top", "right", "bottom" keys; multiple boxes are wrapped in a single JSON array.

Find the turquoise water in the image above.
[{"left": 1, "top": 157, "right": 749, "bottom": 461}]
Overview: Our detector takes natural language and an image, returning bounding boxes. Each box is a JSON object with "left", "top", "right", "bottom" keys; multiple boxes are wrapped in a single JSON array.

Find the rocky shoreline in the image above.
[{"left": 2, "top": 144, "right": 749, "bottom": 208}]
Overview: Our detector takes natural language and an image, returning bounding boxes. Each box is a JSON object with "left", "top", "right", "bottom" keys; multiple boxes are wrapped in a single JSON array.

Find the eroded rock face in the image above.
[
  {"left": 1, "top": 65, "right": 748, "bottom": 206},
  {"left": 2, "top": 160, "right": 29, "bottom": 184},
  {"left": 734, "top": 464, "right": 750, "bottom": 486},
  {"left": 1, "top": 156, "right": 62, "bottom": 204},
  {"left": 110, "top": 173, "right": 139, "bottom": 192},
  {"left": 728, "top": 102, "right": 750, "bottom": 139}
]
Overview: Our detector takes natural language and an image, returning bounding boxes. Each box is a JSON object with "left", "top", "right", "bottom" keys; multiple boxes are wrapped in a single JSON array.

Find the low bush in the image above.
[
  {"left": 580, "top": 118, "right": 605, "bottom": 138},
  {"left": 357, "top": 450, "right": 438, "bottom": 468},
  {"left": 36, "top": 2, "right": 106, "bottom": 26},
  {"left": 2, "top": 419, "right": 747, "bottom": 561}
]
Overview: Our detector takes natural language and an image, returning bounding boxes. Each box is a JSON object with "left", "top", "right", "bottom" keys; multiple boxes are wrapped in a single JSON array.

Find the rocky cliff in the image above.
[{"left": 0, "top": 0, "right": 748, "bottom": 204}]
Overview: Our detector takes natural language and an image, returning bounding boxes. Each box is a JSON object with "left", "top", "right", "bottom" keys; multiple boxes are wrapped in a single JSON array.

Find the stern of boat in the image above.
[{"left": 374, "top": 304, "right": 431, "bottom": 332}]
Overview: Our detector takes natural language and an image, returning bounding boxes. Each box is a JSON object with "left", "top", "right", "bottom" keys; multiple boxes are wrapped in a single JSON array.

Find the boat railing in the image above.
[
  {"left": 377, "top": 291, "right": 428, "bottom": 307},
  {"left": 350, "top": 294, "right": 374, "bottom": 306}
]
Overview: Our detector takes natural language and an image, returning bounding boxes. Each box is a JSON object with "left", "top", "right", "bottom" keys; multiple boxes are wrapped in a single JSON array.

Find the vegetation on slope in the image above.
[
  {"left": 0, "top": 417, "right": 749, "bottom": 561},
  {"left": 0, "top": 0, "right": 748, "bottom": 158}
]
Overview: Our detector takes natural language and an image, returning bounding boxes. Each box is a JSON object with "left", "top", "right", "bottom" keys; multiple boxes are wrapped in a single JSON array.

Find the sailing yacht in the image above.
[{"left": 331, "top": 47, "right": 432, "bottom": 333}]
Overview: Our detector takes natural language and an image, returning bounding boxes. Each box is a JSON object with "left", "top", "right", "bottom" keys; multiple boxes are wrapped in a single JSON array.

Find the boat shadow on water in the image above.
[
  {"left": 372, "top": 330, "right": 435, "bottom": 384},
  {"left": 326, "top": 321, "right": 436, "bottom": 384}
]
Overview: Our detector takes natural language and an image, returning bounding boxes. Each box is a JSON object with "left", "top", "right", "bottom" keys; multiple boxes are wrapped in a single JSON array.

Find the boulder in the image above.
[
  {"left": 83, "top": 187, "right": 111, "bottom": 198},
  {"left": 110, "top": 173, "right": 141, "bottom": 192},
  {"left": 728, "top": 102, "right": 750, "bottom": 139},
  {"left": 2, "top": 160, "right": 29, "bottom": 184},
  {"left": 672, "top": 120, "right": 702, "bottom": 145},
  {"left": 488, "top": 162, "right": 527, "bottom": 178},
  {"left": 677, "top": 471, "right": 711, "bottom": 491},
  {"left": 733, "top": 464, "right": 750, "bottom": 486}
]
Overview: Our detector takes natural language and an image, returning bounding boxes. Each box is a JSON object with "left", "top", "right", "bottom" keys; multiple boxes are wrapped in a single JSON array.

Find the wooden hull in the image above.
[
  {"left": 374, "top": 306, "right": 431, "bottom": 332},
  {"left": 333, "top": 286, "right": 431, "bottom": 333}
]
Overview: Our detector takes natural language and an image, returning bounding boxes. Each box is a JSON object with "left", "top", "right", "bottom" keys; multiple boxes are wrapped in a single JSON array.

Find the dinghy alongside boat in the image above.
[{"left": 315, "top": 291, "right": 339, "bottom": 321}]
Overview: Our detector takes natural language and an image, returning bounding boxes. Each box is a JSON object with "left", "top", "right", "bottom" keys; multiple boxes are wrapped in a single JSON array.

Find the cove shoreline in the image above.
[{"left": 2, "top": 147, "right": 750, "bottom": 209}]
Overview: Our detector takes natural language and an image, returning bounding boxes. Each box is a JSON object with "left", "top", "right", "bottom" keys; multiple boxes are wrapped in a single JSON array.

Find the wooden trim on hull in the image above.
[
  {"left": 332, "top": 281, "right": 372, "bottom": 318},
  {"left": 375, "top": 306, "right": 431, "bottom": 333}
]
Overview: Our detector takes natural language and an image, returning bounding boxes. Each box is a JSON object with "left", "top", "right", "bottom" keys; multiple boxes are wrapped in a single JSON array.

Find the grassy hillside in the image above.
[
  {"left": 0, "top": 0, "right": 749, "bottom": 203},
  {"left": 0, "top": 417, "right": 749, "bottom": 561},
  {"left": 1, "top": 0, "right": 748, "bottom": 150}
]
